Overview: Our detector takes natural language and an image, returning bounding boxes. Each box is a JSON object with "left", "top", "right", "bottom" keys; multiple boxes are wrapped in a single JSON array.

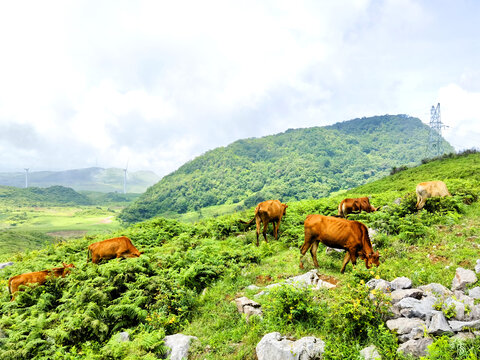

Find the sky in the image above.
[{"left": 0, "top": 0, "right": 479, "bottom": 177}]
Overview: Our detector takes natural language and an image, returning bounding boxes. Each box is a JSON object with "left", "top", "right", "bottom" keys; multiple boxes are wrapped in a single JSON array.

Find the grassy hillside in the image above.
[
  {"left": 0, "top": 185, "right": 92, "bottom": 207},
  {"left": 0, "top": 167, "right": 160, "bottom": 193},
  {"left": 0, "top": 152, "right": 478, "bottom": 359},
  {"left": 119, "top": 115, "right": 454, "bottom": 223}
]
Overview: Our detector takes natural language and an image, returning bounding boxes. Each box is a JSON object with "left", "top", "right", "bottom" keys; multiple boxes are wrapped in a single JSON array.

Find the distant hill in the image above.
[
  {"left": 0, "top": 185, "right": 91, "bottom": 206},
  {"left": 0, "top": 167, "right": 160, "bottom": 193},
  {"left": 119, "top": 114, "right": 454, "bottom": 223}
]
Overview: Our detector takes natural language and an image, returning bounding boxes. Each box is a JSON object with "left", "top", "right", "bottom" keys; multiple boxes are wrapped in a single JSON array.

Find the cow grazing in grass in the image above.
[
  {"left": 241, "top": 200, "right": 288, "bottom": 246},
  {"left": 338, "top": 197, "right": 378, "bottom": 218},
  {"left": 416, "top": 181, "right": 451, "bottom": 210},
  {"left": 8, "top": 263, "right": 75, "bottom": 300},
  {"left": 300, "top": 215, "right": 379, "bottom": 273},
  {"left": 87, "top": 236, "right": 142, "bottom": 264}
]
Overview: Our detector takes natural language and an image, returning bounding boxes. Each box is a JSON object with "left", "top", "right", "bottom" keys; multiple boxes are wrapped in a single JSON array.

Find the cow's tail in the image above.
[
  {"left": 7, "top": 278, "right": 12, "bottom": 295},
  {"left": 338, "top": 201, "right": 344, "bottom": 217},
  {"left": 239, "top": 217, "right": 255, "bottom": 226},
  {"left": 87, "top": 248, "right": 92, "bottom": 263}
]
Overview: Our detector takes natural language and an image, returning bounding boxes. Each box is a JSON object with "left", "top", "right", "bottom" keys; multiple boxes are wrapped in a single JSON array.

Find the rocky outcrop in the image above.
[
  {"left": 371, "top": 265, "right": 480, "bottom": 357},
  {"left": 359, "top": 345, "right": 381, "bottom": 360},
  {"left": 256, "top": 332, "right": 325, "bottom": 360}
]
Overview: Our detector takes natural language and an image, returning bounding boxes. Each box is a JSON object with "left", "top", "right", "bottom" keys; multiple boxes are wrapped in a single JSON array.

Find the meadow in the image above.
[{"left": 0, "top": 152, "right": 479, "bottom": 359}]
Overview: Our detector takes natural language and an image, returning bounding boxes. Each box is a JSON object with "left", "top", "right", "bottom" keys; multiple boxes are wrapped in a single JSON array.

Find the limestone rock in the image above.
[
  {"left": 476, "top": 259, "right": 480, "bottom": 274},
  {"left": 386, "top": 318, "right": 425, "bottom": 335},
  {"left": 164, "top": 334, "right": 198, "bottom": 360},
  {"left": 0, "top": 262, "right": 14, "bottom": 270},
  {"left": 452, "top": 332, "right": 475, "bottom": 340},
  {"left": 397, "top": 338, "right": 433, "bottom": 357},
  {"left": 285, "top": 270, "right": 336, "bottom": 289},
  {"left": 391, "top": 277, "right": 412, "bottom": 290},
  {"left": 234, "top": 297, "right": 262, "bottom": 320},
  {"left": 427, "top": 311, "right": 453, "bottom": 335},
  {"left": 451, "top": 268, "right": 477, "bottom": 291},
  {"left": 359, "top": 345, "right": 381, "bottom": 360},
  {"left": 389, "top": 289, "right": 423, "bottom": 304},
  {"left": 116, "top": 332, "right": 130, "bottom": 342},
  {"left": 449, "top": 320, "right": 480, "bottom": 332},
  {"left": 468, "top": 287, "right": 480, "bottom": 299},
  {"left": 256, "top": 332, "right": 325, "bottom": 360},
  {"left": 418, "top": 283, "right": 453, "bottom": 297}
]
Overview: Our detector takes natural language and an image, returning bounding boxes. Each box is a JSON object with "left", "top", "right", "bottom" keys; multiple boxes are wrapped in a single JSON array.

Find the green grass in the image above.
[
  {"left": 0, "top": 205, "right": 122, "bottom": 256},
  {"left": 0, "top": 152, "right": 480, "bottom": 359}
]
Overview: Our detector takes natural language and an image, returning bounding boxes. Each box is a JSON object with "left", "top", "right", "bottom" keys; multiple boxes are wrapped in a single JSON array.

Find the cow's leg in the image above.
[
  {"left": 255, "top": 216, "right": 261, "bottom": 246},
  {"left": 417, "top": 197, "right": 426, "bottom": 210},
  {"left": 300, "top": 232, "right": 313, "bottom": 269},
  {"left": 341, "top": 249, "right": 357, "bottom": 273},
  {"left": 272, "top": 220, "right": 278, "bottom": 240},
  {"left": 262, "top": 220, "right": 269, "bottom": 243},
  {"left": 340, "top": 252, "right": 350, "bottom": 273},
  {"left": 310, "top": 241, "right": 319, "bottom": 268}
]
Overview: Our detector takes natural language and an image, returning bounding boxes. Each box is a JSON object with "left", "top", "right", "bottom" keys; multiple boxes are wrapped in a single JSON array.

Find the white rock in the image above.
[
  {"left": 0, "top": 262, "right": 14, "bottom": 270},
  {"left": 449, "top": 320, "right": 480, "bottom": 332},
  {"left": 386, "top": 318, "right": 425, "bottom": 335},
  {"left": 359, "top": 345, "right": 381, "bottom": 360},
  {"left": 418, "top": 283, "right": 453, "bottom": 297},
  {"left": 452, "top": 268, "right": 478, "bottom": 291},
  {"left": 391, "top": 277, "right": 412, "bottom": 290},
  {"left": 397, "top": 338, "right": 433, "bottom": 357},
  {"left": 427, "top": 311, "right": 453, "bottom": 335},
  {"left": 468, "top": 287, "right": 480, "bottom": 299},
  {"left": 389, "top": 289, "right": 424, "bottom": 304},
  {"left": 256, "top": 332, "right": 325, "bottom": 360},
  {"left": 164, "top": 334, "right": 198, "bottom": 360}
]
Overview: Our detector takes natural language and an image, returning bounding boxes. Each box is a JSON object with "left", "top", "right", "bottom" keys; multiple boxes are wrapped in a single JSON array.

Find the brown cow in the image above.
[
  {"left": 8, "top": 263, "right": 75, "bottom": 301},
  {"left": 300, "top": 215, "right": 379, "bottom": 273},
  {"left": 338, "top": 197, "right": 378, "bottom": 218},
  {"left": 416, "top": 181, "right": 451, "bottom": 210},
  {"left": 87, "top": 236, "right": 142, "bottom": 264},
  {"left": 241, "top": 200, "right": 288, "bottom": 246}
]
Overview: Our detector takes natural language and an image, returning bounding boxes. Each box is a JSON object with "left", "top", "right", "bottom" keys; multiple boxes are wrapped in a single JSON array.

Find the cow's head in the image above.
[
  {"left": 62, "top": 262, "right": 76, "bottom": 269},
  {"left": 282, "top": 203, "right": 288, "bottom": 215},
  {"left": 364, "top": 251, "right": 380, "bottom": 269}
]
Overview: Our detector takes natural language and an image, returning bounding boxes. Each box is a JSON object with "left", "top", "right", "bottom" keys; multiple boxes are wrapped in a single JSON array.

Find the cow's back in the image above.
[
  {"left": 304, "top": 214, "right": 357, "bottom": 247},
  {"left": 417, "top": 181, "right": 450, "bottom": 198},
  {"left": 257, "top": 200, "right": 283, "bottom": 219}
]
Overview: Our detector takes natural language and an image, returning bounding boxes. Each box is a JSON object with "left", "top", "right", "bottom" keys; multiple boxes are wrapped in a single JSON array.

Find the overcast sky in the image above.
[{"left": 0, "top": 0, "right": 478, "bottom": 176}]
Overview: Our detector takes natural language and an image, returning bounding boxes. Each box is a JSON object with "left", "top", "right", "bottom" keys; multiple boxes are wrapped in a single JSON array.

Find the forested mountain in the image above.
[
  {"left": 0, "top": 168, "right": 160, "bottom": 193},
  {"left": 119, "top": 114, "right": 454, "bottom": 223}
]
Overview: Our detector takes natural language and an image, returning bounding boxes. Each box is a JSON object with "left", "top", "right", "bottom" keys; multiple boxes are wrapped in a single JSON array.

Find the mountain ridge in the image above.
[{"left": 119, "top": 114, "right": 454, "bottom": 223}]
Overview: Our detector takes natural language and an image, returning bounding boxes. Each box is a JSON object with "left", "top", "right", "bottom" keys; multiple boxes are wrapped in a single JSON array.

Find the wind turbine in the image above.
[
  {"left": 123, "top": 160, "right": 129, "bottom": 194},
  {"left": 24, "top": 168, "right": 29, "bottom": 188}
]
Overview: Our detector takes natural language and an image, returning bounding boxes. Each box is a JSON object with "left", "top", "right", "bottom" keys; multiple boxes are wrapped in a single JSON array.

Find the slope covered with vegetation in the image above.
[
  {"left": 0, "top": 152, "right": 478, "bottom": 359},
  {"left": 119, "top": 115, "right": 453, "bottom": 223},
  {"left": 0, "top": 185, "right": 91, "bottom": 207}
]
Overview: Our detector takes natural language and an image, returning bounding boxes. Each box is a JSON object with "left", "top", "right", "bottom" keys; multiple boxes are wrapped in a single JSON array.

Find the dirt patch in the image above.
[
  {"left": 459, "top": 260, "right": 473, "bottom": 268},
  {"left": 428, "top": 254, "right": 448, "bottom": 264},
  {"left": 318, "top": 274, "right": 339, "bottom": 285},
  {"left": 256, "top": 275, "right": 273, "bottom": 285},
  {"left": 47, "top": 230, "right": 87, "bottom": 239}
]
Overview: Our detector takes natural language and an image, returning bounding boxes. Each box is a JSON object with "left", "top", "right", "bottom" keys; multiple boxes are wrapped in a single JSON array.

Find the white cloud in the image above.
[{"left": 0, "top": 1, "right": 478, "bottom": 175}]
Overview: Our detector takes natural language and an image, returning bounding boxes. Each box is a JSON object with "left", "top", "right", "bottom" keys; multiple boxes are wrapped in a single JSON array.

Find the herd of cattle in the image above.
[{"left": 5, "top": 181, "right": 450, "bottom": 300}]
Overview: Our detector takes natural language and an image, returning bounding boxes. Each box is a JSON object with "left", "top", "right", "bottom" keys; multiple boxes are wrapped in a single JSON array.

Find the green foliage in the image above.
[
  {"left": 0, "top": 185, "right": 91, "bottom": 207},
  {"left": 424, "top": 336, "right": 480, "bottom": 360},
  {"left": 262, "top": 284, "right": 321, "bottom": 328},
  {"left": 120, "top": 115, "right": 454, "bottom": 223}
]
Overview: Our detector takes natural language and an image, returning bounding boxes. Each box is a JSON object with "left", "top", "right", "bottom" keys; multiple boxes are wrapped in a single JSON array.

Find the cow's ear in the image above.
[
  {"left": 284, "top": 204, "right": 288, "bottom": 208},
  {"left": 62, "top": 262, "right": 67, "bottom": 267}
]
